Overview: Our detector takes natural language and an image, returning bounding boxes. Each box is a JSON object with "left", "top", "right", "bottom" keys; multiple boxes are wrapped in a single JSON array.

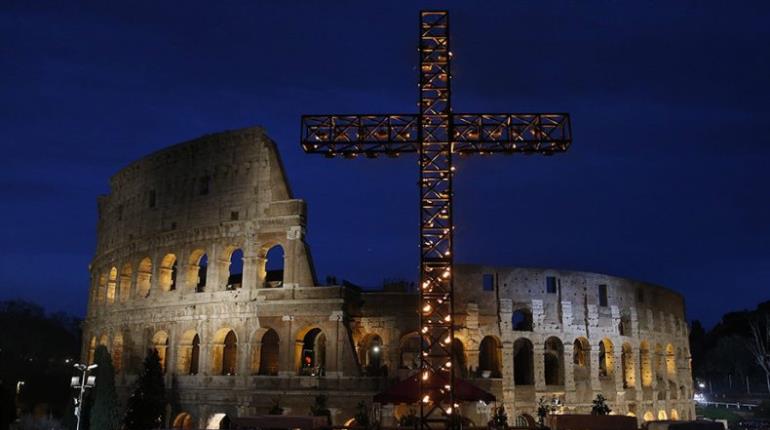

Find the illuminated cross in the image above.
[{"left": 300, "top": 11, "right": 571, "bottom": 429}]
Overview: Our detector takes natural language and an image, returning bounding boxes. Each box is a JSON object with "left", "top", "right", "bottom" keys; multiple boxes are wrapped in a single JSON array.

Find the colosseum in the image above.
[{"left": 82, "top": 126, "right": 695, "bottom": 429}]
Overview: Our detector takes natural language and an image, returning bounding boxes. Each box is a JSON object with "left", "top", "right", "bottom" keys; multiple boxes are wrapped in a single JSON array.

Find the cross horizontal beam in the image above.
[{"left": 300, "top": 113, "right": 571, "bottom": 157}]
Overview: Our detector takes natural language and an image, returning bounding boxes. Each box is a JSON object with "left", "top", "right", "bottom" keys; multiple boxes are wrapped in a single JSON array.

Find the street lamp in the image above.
[{"left": 71, "top": 363, "right": 97, "bottom": 430}]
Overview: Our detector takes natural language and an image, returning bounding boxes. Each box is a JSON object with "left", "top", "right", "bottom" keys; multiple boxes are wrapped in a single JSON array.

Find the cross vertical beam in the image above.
[
  {"left": 300, "top": 10, "right": 572, "bottom": 430},
  {"left": 418, "top": 11, "right": 455, "bottom": 428}
]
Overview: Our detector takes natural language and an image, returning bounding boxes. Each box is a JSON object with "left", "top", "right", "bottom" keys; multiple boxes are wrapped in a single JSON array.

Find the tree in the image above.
[
  {"left": 124, "top": 349, "right": 166, "bottom": 430},
  {"left": 748, "top": 316, "right": 770, "bottom": 394},
  {"left": 591, "top": 394, "right": 611, "bottom": 416},
  {"left": 89, "top": 346, "right": 121, "bottom": 430}
]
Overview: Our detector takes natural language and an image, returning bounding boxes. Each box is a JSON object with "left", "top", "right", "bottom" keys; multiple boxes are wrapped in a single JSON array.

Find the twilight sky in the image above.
[{"left": 1, "top": 1, "right": 768, "bottom": 327}]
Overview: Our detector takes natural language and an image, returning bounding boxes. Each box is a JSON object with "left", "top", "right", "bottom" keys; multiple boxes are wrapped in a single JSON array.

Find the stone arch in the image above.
[
  {"left": 206, "top": 413, "right": 231, "bottom": 429},
  {"left": 106, "top": 266, "right": 118, "bottom": 304},
  {"left": 666, "top": 343, "right": 676, "bottom": 378},
  {"left": 189, "top": 249, "right": 208, "bottom": 292},
  {"left": 96, "top": 271, "right": 107, "bottom": 304},
  {"left": 99, "top": 333, "right": 109, "bottom": 346},
  {"left": 359, "top": 333, "right": 385, "bottom": 376},
  {"left": 598, "top": 338, "right": 614, "bottom": 377},
  {"left": 224, "top": 246, "right": 244, "bottom": 290},
  {"left": 643, "top": 411, "right": 654, "bottom": 422},
  {"left": 177, "top": 330, "right": 200, "bottom": 375},
  {"left": 544, "top": 336, "right": 564, "bottom": 386},
  {"left": 513, "top": 414, "right": 536, "bottom": 428},
  {"left": 658, "top": 410, "right": 667, "bottom": 420},
  {"left": 654, "top": 343, "right": 664, "bottom": 381},
  {"left": 670, "top": 409, "right": 679, "bottom": 420},
  {"left": 399, "top": 332, "right": 422, "bottom": 369},
  {"left": 297, "top": 327, "right": 326, "bottom": 375},
  {"left": 119, "top": 263, "right": 132, "bottom": 303},
  {"left": 263, "top": 244, "right": 285, "bottom": 288},
  {"left": 211, "top": 328, "right": 237, "bottom": 375},
  {"left": 136, "top": 257, "right": 152, "bottom": 298},
  {"left": 511, "top": 308, "right": 533, "bottom": 331},
  {"left": 152, "top": 330, "right": 169, "bottom": 373},
  {"left": 257, "top": 328, "right": 280, "bottom": 376},
  {"left": 573, "top": 337, "right": 591, "bottom": 385},
  {"left": 452, "top": 338, "right": 468, "bottom": 378},
  {"left": 513, "top": 338, "right": 534, "bottom": 385},
  {"left": 159, "top": 253, "right": 178, "bottom": 292},
  {"left": 640, "top": 340, "right": 652, "bottom": 387},
  {"left": 478, "top": 335, "right": 502, "bottom": 378},
  {"left": 112, "top": 333, "right": 124, "bottom": 373},
  {"left": 173, "top": 412, "right": 194, "bottom": 429},
  {"left": 621, "top": 342, "right": 635, "bottom": 388}
]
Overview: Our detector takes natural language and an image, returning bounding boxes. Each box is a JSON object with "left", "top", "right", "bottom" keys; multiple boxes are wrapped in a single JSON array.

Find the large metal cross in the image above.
[{"left": 300, "top": 11, "right": 571, "bottom": 429}]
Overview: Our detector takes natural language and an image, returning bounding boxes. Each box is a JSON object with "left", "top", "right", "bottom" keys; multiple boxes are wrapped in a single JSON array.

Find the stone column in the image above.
[
  {"left": 279, "top": 315, "right": 295, "bottom": 375},
  {"left": 613, "top": 341, "right": 624, "bottom": 394},
  {"left": 563, "top": 341, "right": 576, "bottom": 402},
  {"left": 500, "top": 340, "right": 515, "bottom": 412},
  {"left": 242, "top": 253, "right": 258, "bottom": 290},
  {"left": 533, "top": 338, "right": 545, "bottom": 392}
]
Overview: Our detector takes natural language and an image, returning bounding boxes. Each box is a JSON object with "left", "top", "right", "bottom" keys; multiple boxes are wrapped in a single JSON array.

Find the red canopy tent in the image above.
[{"left": 373, "top": 373, "right": 495, "bottom": 404}]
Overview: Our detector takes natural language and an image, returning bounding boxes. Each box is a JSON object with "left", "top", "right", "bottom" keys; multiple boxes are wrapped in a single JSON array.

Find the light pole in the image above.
[{"left": 71, "top": 363, "right": 97, "bottom": 430}]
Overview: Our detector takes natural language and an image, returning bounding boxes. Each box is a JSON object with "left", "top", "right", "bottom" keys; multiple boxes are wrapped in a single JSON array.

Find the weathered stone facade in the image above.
[{"left": 82, "top": 127, "right": 694, "bottom": 429}]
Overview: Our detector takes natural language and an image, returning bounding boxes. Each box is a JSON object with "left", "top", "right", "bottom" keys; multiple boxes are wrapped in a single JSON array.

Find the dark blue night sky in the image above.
[{"left": 1, "top": 1, "right": 768, "bottom": 327}]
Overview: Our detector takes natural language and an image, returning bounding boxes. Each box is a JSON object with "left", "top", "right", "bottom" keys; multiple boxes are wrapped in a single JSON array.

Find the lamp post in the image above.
[{"left": 71, "top": 363, "right": 97, "bottom": 430}]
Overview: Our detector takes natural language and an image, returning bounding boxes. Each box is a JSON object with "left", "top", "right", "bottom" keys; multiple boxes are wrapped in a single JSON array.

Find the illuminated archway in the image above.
[
  {"left": 206, "top": 413, "right": 231, "bottom": 429},
  {"left": 598, "top": 338, "right": 614, "bottom": 377},
  {"left": 211, "top": 329, "right": 237, "bottom": 375},
  {"left": 670, "top": 409, "right": 679, "bottom": 420},
  {"left": 643, "top": 411, "right": 654, "bottom": 422},
  {"left": 639, "top": 340, "right": 652, "bottom": 387},
  {"left": 513, "top": 338, "right": 534, "bottom": 385},
  {"left": 112, "top": 333, "right": 124, "bottom": 373},
  {"left": 478, "top": 336, "right": 502, "bottom": 378},
  {"left": 106, "top": 267, "right": 118, "bottom": 304},
  {"left": 177, "top": 330, "right": 200, "bottom": 375},
  {"left": 658, "top": 410, "right": 668, "bottom": 420},
  {"left": 136, "top": 257, "right": 153, "bottom": 298},
  {"left": 258, "top": 329, "right": 280, "bottom": 375},
  {"left": 360, "top": 333, "right": 385, "bottom": 375},
  {"left": 544, "top": 337, "right": 564, "bottom": 386},
  {"left": 189, "top": 249, "right": 208, "bottom": 292},
  {"left": 298, "top": 327, "right": 326, "bottom": 375},
  {"left": 151, "top": 330, "right": 169, "bottom": 373},
  {"left": 159, "top": 253, "right": 177, "bottom": 292},
  {"left": 173, "top": 412, "right": 194, "bottom": 429},
  {"left": 666, "top": 343, "right": 676, "bottom": 378},
  {"left": 119, "top": 263, "right": 132, "bottom": 303}
]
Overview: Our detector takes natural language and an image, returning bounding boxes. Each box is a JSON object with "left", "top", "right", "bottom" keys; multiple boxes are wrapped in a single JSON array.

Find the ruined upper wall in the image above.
[{"left": 95, "top": 127, "right": 294, "bottom": 254}]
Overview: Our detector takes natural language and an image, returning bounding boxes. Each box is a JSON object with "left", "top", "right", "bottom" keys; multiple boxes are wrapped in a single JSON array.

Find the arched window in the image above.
[
  {"left": 640, "top": 341, "right": 652, "bottom": 387},
  {"left": 264, "top": 245, "right": 284, "bottom": 288},
  {"left": 511, "top": 308, "right": 533, "bottom": 331},
  {"left": 452, "top": 338, "right": 468, "bottom": 378},
  {"left": 658, "top": 410, "right": 668, "bottom": 420},
  {"left": 654, "top": 344, "right": 664, "bottom": 379},
  {"left": 598, "top": 338, "right": 614, "bottom": 377},
  {"left": 112, "top": 334, "right": 124, "bottom": 373},
  {"left": 97, "top": 272, "right": 107, "bottom": 304},
  {"left": 119, "top": 264, "right": 132, "bottom": 303},
  {"left": 173, "top": 412, "right": 194, "bottom": 429},
  {"left": 189, "top": 250, "right": 208, "bottom": 293},
  {"left": 544, "top": 337, "right": 564, "bottom": 386},
  {"left": 622, "top": 342, "right": 635, "bottom": 388},
  {"left": 643, "top": 411, "right": 654, "bottom": 422},
  {"left": 299, "top": 328, "right": 326, "bottom": 375},
  {"left": 670, "top": 409, "right": 679, "bottom": 421},
  {"left": 258, "top": 329, "right": 280, "bottom": 376},
  {"left": 573, "top": 337, "right": 589, "bottom": 367},
  {"left": 666, "top": 343, "right": 676, "bottom": 378},
  {"left": 152, "top": 331, "right": 169, "bottom": 374},
  {"left": 222, "top": 331, "right": 237, "bottom": 375},
  {"left": 136, "top": 257, "right": 152, "bottom": 298},
  {"left": 478, "top": 336, "right": 502, "bottom": 378},
  {"left": 177, "top": 330, "right": 200, "bottom": 375},
  {"left": 226, "top": 248, "right": 244, "bottom": 290},
  {"left": 513, "top": 338, "right": 534, "bottom": 385},
  {"left": 106, "top": 267, "right": 118, "bottom": 304},
  {"left": 360, "top": 334, "right": 384, "bottom": 376},
  {"left": 160, "top": 254, "right": 177, "bottom": 291}
]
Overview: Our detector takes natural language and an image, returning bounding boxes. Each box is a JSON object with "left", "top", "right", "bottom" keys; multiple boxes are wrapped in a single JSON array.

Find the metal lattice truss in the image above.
[
  {"left": 300, "top": 113, "right": 571, "bottom": 156},
  {"left": 300, "top": 10, "right": 572, "bottom": 430}
]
